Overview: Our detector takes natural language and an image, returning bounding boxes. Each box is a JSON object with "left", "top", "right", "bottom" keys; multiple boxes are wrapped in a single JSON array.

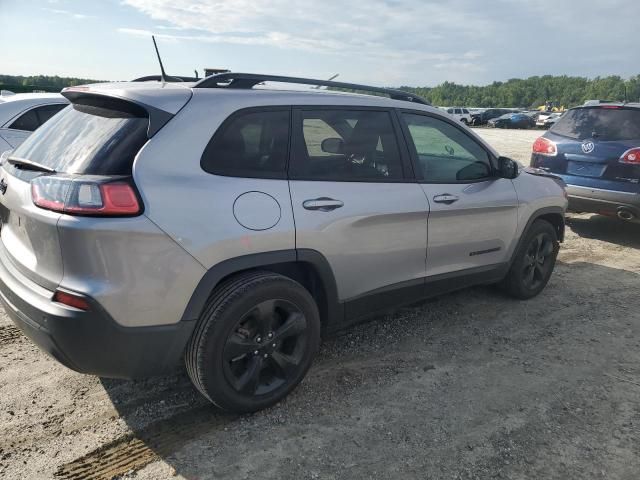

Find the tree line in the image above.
[
  {"left": 2, "top": 73, "right": 639, "bottom": 108},
  {"left": 0, "top": 75, "right": 101, "bottom": 93},
  {"left": 399, "top": 75, "right": 640, "bottom": 108}
]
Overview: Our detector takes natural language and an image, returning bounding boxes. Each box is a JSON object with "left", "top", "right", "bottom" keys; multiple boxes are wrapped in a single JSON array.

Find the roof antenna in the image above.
[
  {"left": 152, "top": 35, "right": 169, "bottom": 83},
  {"left": 194, "top": 69, "right": 199, "bottom": 80}
]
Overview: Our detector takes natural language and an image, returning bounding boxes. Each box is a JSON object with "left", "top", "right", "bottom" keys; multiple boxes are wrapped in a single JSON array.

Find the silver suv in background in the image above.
[
  {"left": 0, "top": 74, "right": 567, "bottom": 413},
  {"left": 445, "top": 106, "right": 472, "bottom": 124},
  {"left": 0, "top": 92, "right": 68, "bottom": 154}
]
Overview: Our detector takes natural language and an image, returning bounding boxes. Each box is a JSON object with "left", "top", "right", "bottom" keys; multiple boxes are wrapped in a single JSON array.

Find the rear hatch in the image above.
[
  {"left": 534, "top": 106, "right": 640, "bottom": 191},
  {"left": 0, "top": 89, "right": 183, "bottom": 290}
]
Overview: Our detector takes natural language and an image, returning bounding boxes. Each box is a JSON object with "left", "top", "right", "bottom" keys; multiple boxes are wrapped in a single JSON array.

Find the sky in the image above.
[{"left": 1, "top": 0, "right": 639, "bottom": 87}]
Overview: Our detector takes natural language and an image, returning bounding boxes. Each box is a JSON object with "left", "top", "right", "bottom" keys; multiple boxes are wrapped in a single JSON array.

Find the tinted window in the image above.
[
  {"left": 10, "top": 103, "right": 148, "bottom": 175},
  {"left": 34, "top": 103, "right": 67, "bottom": 125},
  {"left": 402, "top": 113, "right": 492, "bottom": 183},
  {"left": 462, "top": 109, "right": 469, "bottom": 114},
  {"left": 551, "top": 107, "right": 640, "bottom": 141},
  {"left": 291, "top": 110, "right": 403, "bottom": 181},
  {"left": 201, "top": 109, "right": 289, "bottom": 178},
  {"left": 455, "top": 109, "right": 462, "bottom": 114},
  {"left": 9, "top": 109, "right": 39, "bottom": 132},
  {"left": 447, "top": 109, "right": 454, "bottom": 114}
]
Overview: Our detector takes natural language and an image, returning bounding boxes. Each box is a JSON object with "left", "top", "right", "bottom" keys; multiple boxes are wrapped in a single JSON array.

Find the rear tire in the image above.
[
  {"left": 185, "top": 271, "right": 321, "bottom": 413},
  {"left": 501, "top": 219, "right": 559, "bottom": 299}
]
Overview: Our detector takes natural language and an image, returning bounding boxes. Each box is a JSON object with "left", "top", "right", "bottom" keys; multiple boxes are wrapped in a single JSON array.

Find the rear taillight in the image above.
[
  {"left": 532, "top": 137, "right": 557, "bottom": 156},
  {"left": 31, "top": 176, "right": 141, "bottom": 216},
  {"left": 619, "top": 148, "right": 640, "bottom": 165}
]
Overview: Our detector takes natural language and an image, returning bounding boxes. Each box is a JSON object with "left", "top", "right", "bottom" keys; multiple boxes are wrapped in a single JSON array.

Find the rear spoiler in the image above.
[{"left": 61, "top": 88, "right": 173, "bottom": 138}]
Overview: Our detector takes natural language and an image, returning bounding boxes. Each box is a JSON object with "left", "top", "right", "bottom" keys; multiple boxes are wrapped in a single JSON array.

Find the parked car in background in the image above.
[
  {"left": 0, "top": 92, "right": 68, "bottom": 154},
  {"left": 0, "top": 72, "right": 566, "bottom": 413},
  {"left": 531, "top": 102, "right": 640, "bottom": 223},
  {"left": 536, "top": 111, "right": 563, "bottom": 129},
  {"left": 488, "top": 112, "right": 536, "bottom": 129},
  {"left": 445, "top": 107, "right": 472, "bottom": 124},
  {"left": 471, "top": 108, "right": 513, "bottom": 126}
]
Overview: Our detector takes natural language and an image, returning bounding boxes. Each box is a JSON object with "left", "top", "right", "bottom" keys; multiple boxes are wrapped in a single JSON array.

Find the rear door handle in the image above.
[
  {"left": 302, "top": 197, "right": 344, "bottom": 212},
  {"left": 433, "top": 194, "right": 459, "bottom": 205}
]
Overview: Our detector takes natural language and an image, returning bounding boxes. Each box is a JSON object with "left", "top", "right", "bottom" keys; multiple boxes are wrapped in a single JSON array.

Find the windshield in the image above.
[
  {"left": 550, "top": 107, "right": 640, "bottom": 141},
  {"left": 10, "top": 103, "right": 149, "bottom": 175}
]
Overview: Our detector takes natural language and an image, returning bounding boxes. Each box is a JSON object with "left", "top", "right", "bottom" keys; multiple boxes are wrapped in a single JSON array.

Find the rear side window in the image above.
[
  {"left": 201, "top": 109, "right": 290, "bottom": 178},
  {"left": 9, "top": 109, "right": 39, "bottom": 132},
  {"left": 9, "top": 104, "right": 67, "bottom": 132},
  {"left": 10, "top": 103, "right": 148, "bottom": 174},
  {"left": 551, "top": 107, "right": 640, "bottom": 141},
  {"left": 291, "top": 109, "right": 403, "bottom": 181}
]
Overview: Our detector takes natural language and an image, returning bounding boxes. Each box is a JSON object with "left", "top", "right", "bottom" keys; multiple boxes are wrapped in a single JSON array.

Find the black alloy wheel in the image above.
[
  {"left": 223, "top": 299, "right": 308, "bottom": 396},
  {"left": 521, "top": 232, "right": 555, "bottom": 291}
]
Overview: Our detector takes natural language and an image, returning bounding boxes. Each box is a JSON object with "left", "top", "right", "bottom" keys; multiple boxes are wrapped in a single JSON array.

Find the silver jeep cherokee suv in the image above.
[{"left": 0, "top": 73, "right": 567, "bottom": 413}]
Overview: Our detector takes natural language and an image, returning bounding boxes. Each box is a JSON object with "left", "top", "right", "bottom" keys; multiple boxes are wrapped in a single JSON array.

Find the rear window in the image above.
[
  {"left": 551, "top": 107, "right": 640, "bottom": 141},
  {"left": 9, "top": 103, "right": 149, "bottom": 175}
]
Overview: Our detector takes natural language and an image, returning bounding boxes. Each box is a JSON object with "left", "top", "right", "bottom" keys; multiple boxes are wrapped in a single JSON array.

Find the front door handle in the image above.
[
  {"left": 302, "top": 197, "right": 344, "bottom": 212},
  {"left": 433, "top": 194, "right": 459, "bottom": 205}
]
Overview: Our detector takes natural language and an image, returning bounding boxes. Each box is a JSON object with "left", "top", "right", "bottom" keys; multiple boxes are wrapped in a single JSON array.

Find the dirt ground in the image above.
[{"left": 1, "top": 129, "right": 640, "bottom": 480}]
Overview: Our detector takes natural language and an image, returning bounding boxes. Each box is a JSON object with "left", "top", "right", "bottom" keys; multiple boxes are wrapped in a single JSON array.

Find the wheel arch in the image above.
[
  {"left": 181, "top": 249, "right": 343, "bottom": 333},
  {"left": 509, "top": 206, "right": 565, "bottom": 267}
]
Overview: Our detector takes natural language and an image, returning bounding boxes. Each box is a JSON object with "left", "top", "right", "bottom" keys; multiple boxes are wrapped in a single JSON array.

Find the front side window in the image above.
[
  {"left": 291, "top": 109, "right": 403, "bottom": 181},
  {"left": 402, "top": 113, "right": 493, "bottom": 183},
  {"left": 201, "top": 109, "right": 290, "bottom": 178}
]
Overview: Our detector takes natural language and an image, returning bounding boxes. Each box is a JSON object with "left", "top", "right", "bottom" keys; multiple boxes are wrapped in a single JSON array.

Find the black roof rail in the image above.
[
  {"left": 193, "top": 73, "right": 430, "bottom": 105},
  {"left": 132, "top": 75, "right": 200, "bottom": 83}
]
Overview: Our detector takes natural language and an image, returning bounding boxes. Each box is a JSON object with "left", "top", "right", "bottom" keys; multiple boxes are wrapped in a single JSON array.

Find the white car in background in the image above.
[
  {"left": 445, "top": 107, "right": 472, "bottom": 124},
  {"left": 0, "top": 92, "right": 68, "bottom": 154}
]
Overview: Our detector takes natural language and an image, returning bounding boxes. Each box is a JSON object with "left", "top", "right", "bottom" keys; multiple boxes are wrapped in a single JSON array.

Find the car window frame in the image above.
[
  {"left": 396, "top": 108, "right": 499, "bottom": 185},
  {"left": 7, "top": 102, "right": 67, "bottom": 132},
  {"left": 200, "top": 106, "right": 293, "bottom": 180},
  {"left": 289, "top": 105, "right": 416, "bottom": 183}
]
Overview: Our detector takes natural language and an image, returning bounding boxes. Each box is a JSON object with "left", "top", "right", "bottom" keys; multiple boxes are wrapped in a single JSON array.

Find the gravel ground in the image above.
[{"left": 1, "top": 129, "right": 639, "bottom": 480}]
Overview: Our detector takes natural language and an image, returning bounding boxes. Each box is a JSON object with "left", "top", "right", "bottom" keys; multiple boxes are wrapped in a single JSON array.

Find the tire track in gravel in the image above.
[
  {"left": 54, "top": 406, "right": 236, "bottom": 480},
  {"left": 0, "top": 324, "right": 23, "bottom": 345}
]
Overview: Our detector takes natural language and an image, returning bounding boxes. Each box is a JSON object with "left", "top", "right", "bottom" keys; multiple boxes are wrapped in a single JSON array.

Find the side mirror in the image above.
[
  {"left": 320, "top": 137, "right": 344, "bottom": 155},
  {"left": 498, "top": 156, "right": 519, "bottom": 179}
]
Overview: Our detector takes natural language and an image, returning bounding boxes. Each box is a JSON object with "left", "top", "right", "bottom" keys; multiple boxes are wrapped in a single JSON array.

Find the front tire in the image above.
[
  {"left": 501, "top": 219, "right": 559, "bottom": 299},
  {"left": 185, "top": 271, "right": 321, "bottom": 413}
]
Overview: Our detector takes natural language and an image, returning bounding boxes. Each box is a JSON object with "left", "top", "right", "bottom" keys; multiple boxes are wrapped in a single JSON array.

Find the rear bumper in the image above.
[
  {"left": 566, "top": 184, "right": 640, "bottom": 219},
  {"left": 0, "top": 243, "right": 195, "bottom": 378}
]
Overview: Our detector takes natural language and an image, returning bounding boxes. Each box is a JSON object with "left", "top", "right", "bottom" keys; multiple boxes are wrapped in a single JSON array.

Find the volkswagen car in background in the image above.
[
  {"left": 0, "top": 92, "right": 68, "bottom": 155},
  {"left": 488, "top": 112, "right": 536, "bottom": 129},
  {"left": 531, "top": 102, "right": 640, "bottom": 222}
]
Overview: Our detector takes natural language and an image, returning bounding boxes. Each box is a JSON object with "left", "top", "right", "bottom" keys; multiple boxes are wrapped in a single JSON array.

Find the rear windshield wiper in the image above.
[{"left": 7, "top": 157, "right": 56, "bottom": 173}]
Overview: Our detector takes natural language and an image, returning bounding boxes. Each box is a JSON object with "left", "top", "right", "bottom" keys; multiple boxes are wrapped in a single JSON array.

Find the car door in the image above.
[
  {"left": 399, "top": 111, "right": 518, "bottom": 278},
  {"left": 288, "top": 107, "right": 429, "bottom": 317}
]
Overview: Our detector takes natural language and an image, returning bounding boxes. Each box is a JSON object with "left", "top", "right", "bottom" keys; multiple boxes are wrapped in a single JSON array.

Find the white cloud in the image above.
[
  {"left": 119, "top": 0, "right": 640, "bottom": 85},
  {"left": 43, "top": 7, "right": 94, "bottom": 20}
]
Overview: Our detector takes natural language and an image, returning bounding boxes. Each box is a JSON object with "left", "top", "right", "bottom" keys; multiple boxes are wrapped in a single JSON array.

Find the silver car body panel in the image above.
[
  {"left": 290, "top": 180, "right": 429, "bottom": 301},
  {"left": 56, "top": 214, "right": 206, "bottom": 327},
  {"left": 420, "top": 179, "right": 519, "bottom": 276}
]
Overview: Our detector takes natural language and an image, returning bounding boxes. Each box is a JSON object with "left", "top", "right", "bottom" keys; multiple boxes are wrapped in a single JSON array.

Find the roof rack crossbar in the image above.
[
  {"left": 132, "top": 75, "right": 200, "bottom": 83},
  {"left": 193, "top": 73, "right": 430, "bottom": 105}
]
